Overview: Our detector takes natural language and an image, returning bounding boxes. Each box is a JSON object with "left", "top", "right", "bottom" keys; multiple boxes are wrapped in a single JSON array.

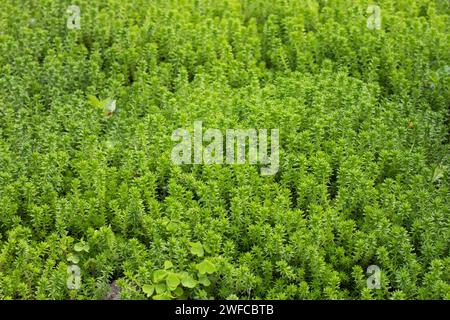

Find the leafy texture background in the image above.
[{"left": 0, "top": 0, "right": 448, "bottom": 299}]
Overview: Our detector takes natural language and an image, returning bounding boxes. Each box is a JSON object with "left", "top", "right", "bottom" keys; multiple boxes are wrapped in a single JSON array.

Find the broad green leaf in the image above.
[
  {"left": 153, "top": 292, "right": 173, "bottom": 300},
  {"left": 197, "top": 274, "right": 211, "bottom": 287},
  {"left": 155, "top": 283, "right": 166, "bottom": 294},
  {"left": 74, "top": 242, "right": 89, "bottom": 253},
  {"left": 142, "top": 284, "right": 154, "bottom": 297},
  {"left": 189, "top": 242, "right": 204, "bottom": 257},
  {"left": 164, "top": 261, "right": 173, "bottom": 269},
  {"left": 67, "top": 253, "right": 79, "bottom": 264},
  {"left": 87, "top": 95, "right": 115, "bottom": 115},
  {"left": 173, "top": 287, "right": 184, "bottom": 297},
  {"left": 195, "top": 259, "right": 216, "bottom": 275},
  {"left": 87, "top": 94, "right": 101, "bottom": 108},
  {"left": 166, "top": 273, "right": 181, "bottom": 291},
  {"left": 181, "top": 275, "right": 197, "bottom": 288},
  {"left": 166, "top": 221, "right": 178, "bottom": 232},
  {"left": 153, "top": 269, "right": 168, "bottom": 283}
]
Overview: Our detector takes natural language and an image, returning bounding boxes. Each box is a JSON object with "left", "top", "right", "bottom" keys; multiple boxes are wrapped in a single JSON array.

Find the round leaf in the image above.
[
  {"left": 166, "top": 273, "right": 181, "bottom": 291},
  {"left": 173, "top": 287, "right": 184, "bottom": 297},
  {"left": 67, "top": 253, "right": 79, "bottom": 264},
  {"left": 195, "top": 259, "right": 216, "bottom": 275},
  {"left": 152, "top": 292, "right": 173, "bottom": 300},
  {"left": 153, "top": 270, "right": 168, "bottom": 283},
  {"left": 198, "top": 275, "right": 211, "bottom": 287},
  {"left": 142, "top": 284, "right": 154, "bottom": 297},
  {"left": 181, "top": 275, "right": 197, "bottom": 288},
  {"left": 164, "top": 261, "right": 174, "bottom": 269},
  {"left": 189, "top": 242, "right": 204, "bottom": 257},
  {"left": 155, "top": 283, "right": 166, "bottom": 294}
]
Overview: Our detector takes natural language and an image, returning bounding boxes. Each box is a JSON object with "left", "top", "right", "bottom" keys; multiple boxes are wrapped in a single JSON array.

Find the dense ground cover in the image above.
[{"left": 0, "top": 0, "right": 449, "bottom": 299}]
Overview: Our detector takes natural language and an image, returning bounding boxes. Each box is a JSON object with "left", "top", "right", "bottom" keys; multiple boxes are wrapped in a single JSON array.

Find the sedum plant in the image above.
[{"left": 0, "top": 0, "right": 448, "bottom": 300}]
